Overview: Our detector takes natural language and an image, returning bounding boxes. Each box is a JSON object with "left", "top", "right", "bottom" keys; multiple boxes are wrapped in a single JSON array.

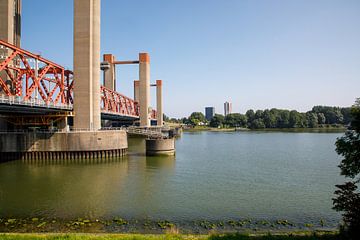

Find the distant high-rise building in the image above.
[
  {"left": 224, "top": 101, "right": 232, "bottom": 116},
  {"left": 205, "top": 107, "right": 215, "bottom": 121}
]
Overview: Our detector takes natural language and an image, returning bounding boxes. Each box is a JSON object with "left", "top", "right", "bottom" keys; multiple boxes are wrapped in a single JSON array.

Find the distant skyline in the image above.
[{"left": 21, "top": 0, "right": 360, "bottom": 118}]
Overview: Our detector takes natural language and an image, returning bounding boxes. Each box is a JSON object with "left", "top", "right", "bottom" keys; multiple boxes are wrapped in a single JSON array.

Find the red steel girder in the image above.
[
  {"left": 1, "top": 40, "right": 157, "bottom": 119},
  {"left": 101, "top": 86, "right": 138, "bottom": 117},
  {"left": 0, "top": 39, "right": 73, "bottom": 107}
]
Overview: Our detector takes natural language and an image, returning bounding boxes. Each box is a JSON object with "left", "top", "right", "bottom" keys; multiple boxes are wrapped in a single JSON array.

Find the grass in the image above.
[
  {"left": 183, "top": 126, "right": 235, "bottom": 132},
  {"left": 0, "top": 232, "right": 341, "bottom": 240}
]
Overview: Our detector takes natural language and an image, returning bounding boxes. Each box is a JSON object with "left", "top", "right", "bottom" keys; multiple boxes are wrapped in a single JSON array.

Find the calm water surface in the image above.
[{"left": 0, "top": 131, "right": 343, "bottom": 224}]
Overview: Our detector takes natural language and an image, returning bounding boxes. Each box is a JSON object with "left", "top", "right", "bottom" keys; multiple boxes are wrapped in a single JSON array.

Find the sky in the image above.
[{"left": 21, "top": 0, "right": 360, "bottom": 118}]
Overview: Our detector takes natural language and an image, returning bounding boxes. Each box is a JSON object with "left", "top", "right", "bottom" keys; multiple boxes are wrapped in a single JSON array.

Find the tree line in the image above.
[{"left": 167, "top": 106, "right": 352, "bottom": 129}]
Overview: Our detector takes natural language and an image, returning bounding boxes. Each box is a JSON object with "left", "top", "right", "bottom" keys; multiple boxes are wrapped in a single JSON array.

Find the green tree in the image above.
[
  {"left": 328, "top": 108, "right": 344, "bottom": 124},
  {"left": 276, "top": 110, "right": 290, "bottom": 128},
  {"left": 210, "top": 114, "right": 225, "bottom": 128},
  {"left": 317, "top": 113, "right": 326, "bottom": 125},
  {"left": 312, "top": 106, "right": 344, "bottom": 124},
  {"left": 169, "top": 118, "right": 179, "bottom": 123},
  {"left": 188, "top": 112, "right": 206, "bottom": 126},
  {"left": 306, "top": 112, "right": 318, "bottom": 128},
  {"left": 289, "top": 110, "right": 302, "bottom": 128},
  {"left": 263, "top": 109, "right": 277, "bottom": 128},
  {"left": 180, "top": 117, "right": 188, "bottom": 124},
  {"left": 298, "top": 113, "right": 308, "bottom": 128},
  {"left": 163, "top": 114, "right": 170, "bottom": 122},
  {"left": 341, "top": 107, "right": 352, "bottom": 125},
  {"left": 333, "top": 98, "right": 360, "bottom": 239},
  {"left": 255, "top": 110, "right": 263, "bottom": 119},
  {"left": 224, "top": 113, "right": 247, "bottom": 128},
  {"left": 250, "top": 118, "right": 265, "bottom": 129},
  {"left": 246, "top": 109, "right": 255, "bottom": 122},
  {"left": 246, "top": 109, "right": 255, "bottom": 127}
]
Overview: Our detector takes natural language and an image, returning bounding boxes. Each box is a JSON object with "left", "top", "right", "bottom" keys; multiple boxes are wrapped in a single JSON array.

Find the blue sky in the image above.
[{"left": 22, "top": 0, "right": 360, "bottom": 118}]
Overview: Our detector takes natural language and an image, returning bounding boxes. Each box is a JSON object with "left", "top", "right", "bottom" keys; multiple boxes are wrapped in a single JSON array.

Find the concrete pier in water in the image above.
[
  {"left": 0, "top": 130, "right": 128, "bottom": 161},
  {"left": 146, "top": 138, "right": 175, "bottom": 156}
]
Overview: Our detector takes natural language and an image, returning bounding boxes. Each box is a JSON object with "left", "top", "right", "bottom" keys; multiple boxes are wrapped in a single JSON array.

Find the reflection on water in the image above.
[
  {"left": 0, "top": 138, "right": 175, "bottom": 219},
  {"left": 0, "top": 132, "right": 342, "bottom": 224}
]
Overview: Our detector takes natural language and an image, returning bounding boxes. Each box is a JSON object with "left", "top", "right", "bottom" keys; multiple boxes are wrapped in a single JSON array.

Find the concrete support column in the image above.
[
  {"left": 92, "top": 0, "right": 101, "bottom": 130},
  {"left": 0, "top": 0, "right": 15, "bottom": 44},
  {"left": 103, "top": 54, "right": 116, "bottom": 90},
  {"left": 0, "top": 0, "right": 20, "bottom": 95},
  {"left": 139, "top": 53, "right": 150, "bottom": 127},
  {"left": 156, "top": 80, "right": 163, "bottom": 126},
  {"left": 133, "top": 80, "right": 140, "bottom": 103},
  {"left": 73, "top": 0, "right": 101, "bottom": 130},
  {"left": 14, "top": 0, "right": 21, "bottom": 47}
]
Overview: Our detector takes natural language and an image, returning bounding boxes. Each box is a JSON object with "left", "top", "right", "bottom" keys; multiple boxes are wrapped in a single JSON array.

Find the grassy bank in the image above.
[
  {"left": 183, "top": 126, "right": 236, "bottom": 132},
  {"left": 0, "top": 232, "right": 340, "bottom": 240}
]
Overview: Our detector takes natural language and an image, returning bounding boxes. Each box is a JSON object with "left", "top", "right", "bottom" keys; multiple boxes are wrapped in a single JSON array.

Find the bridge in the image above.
[
  {"left": 0, "top": 38, "right": 162, "bottom": 129},
  {"left": 0, "top": 0, "right": 175, "bottom": 160}
]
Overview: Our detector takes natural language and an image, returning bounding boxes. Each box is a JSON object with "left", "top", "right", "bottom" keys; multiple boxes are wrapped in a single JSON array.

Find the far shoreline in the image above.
[{"left": 182, "top": 126, "right": 346, "bottom": 133}]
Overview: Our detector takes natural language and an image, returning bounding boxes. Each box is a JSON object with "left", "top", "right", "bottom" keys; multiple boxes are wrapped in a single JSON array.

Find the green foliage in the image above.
[
  {"left": 188, "top": 112, "right": 206, "bottom": 126},
  {"left": 263, "top": 110, "right": 277, "bottom": 128},
  {"left": 224, "top": 113, "right": 247, "bottom": 128},
  {"left": 250, "top": 119, "right": 265, "bottom": 129},
  {"left": 289, "top": 110, "right": 300, "bottom": 128},
  {"left": 163, "top": 114, "right": 170, "bottom": 122},
  {"left": 312, "top": 106, "right": 349, "bottom": 125},
  {"left": 317, "top": 113, "right": 326, "bottom": 125},
  {"left": 246, "top": 109, "right": 255, "bottom": 123},
  {"left": 245, "top": 106, "right": 350, "bottom": 129},
  {"left": 210, "top": 114, "right": 225, "bottom": 128},
  {"left": 333, "top": 98, "right": 360, "bottom": 239},
  {"left": 0, "top": 232, "right": 340, "bottom": 240},
  {"left": 306, "top": 112, "right": 318, "bottom": 128},
  {"left": 171, "top": 105, "right": 350, "bottom": 130}
]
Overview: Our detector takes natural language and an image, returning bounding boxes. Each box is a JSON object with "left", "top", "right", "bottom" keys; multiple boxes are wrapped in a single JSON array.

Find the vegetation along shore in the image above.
[
  {"left": 167, "top": 106, "right": 350, "bottom": 130},
  {"left": 0, "top": 232, "right": 341, "bottom": 240}
]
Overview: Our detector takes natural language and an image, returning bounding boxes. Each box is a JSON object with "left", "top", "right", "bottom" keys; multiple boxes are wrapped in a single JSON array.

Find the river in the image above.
[{"left": 0, "top": 131, "right": 344, "bottom": 226}]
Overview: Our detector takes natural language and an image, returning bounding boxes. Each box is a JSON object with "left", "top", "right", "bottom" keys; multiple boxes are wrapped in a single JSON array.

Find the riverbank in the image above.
[
  {"left": 183, "top": 126, "right": 236, "bottom": 132},
  {"left": 0, "top": 217, "right": 339, "bottom": 235},
  {"left": 0, "top": 231, "right": 340, "bottom": 240},
  {"left": 183, "top": 126, "right": 346, "bottom": 133}
]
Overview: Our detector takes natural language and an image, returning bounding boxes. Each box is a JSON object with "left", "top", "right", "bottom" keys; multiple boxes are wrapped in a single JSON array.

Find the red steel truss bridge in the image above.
[{"left": 0, "top": 39, "right": 156, "bottom": 126}]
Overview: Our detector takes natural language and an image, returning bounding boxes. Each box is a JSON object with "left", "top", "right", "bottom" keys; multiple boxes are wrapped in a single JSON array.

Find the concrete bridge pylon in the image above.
[
  {"left": 156, "top": 80, "right": 163, "bottom": 126},
  {"left": 73, "top": 0, "right": 101, "bottom": 130},
  {"left": 0, "top": 0, "right": 21, "bottom": 47},
  {"left": 103, "top": 54, "right": 116, "bottom": 90},
  {"left": 139, "top": 53, "right": 150, "bottom": 127}
]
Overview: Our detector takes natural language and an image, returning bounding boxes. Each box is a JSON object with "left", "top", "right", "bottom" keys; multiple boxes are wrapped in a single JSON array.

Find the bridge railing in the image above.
[
  {"left": 0, "top": 94, "right": 73, "bottom": 110},
  {"left": 0, "top": 127, "right": 127, "bottom": 134}
]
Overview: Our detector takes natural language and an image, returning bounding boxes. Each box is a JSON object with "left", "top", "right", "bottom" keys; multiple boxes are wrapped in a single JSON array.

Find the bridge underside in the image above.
[
  {"left": 0, "top": 103, "right": 71, "bottom": 115},
  {"left": 101, "top": 113, "right": 139, "bottom": 127}
]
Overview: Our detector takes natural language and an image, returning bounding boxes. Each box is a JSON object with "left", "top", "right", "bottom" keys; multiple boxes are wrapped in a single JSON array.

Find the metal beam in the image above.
[{"left": 113, "top": 60, "right": 139, "bottom": 65}]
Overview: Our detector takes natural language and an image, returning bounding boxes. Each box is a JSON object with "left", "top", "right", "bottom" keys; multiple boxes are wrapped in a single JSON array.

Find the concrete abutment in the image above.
[
  {"left": 145, "top": 138, "right": 175, "bottom": 156},
  {"left": 0, "top": 130, "right": 128, "bottom": 161}
]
